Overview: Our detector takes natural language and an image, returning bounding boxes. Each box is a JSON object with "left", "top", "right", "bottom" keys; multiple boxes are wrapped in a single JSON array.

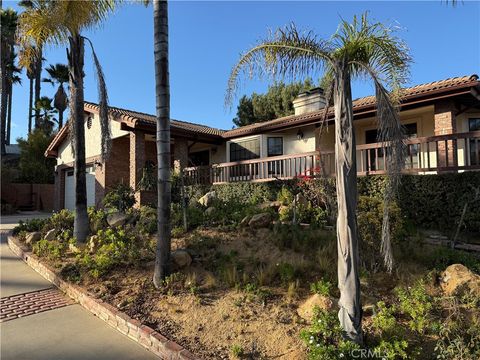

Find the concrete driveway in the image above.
[{"left": 0, "top": 214, "right": 158, "bottom": 360}]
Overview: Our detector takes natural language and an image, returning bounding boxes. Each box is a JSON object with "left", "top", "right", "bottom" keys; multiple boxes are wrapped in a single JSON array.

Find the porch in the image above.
[{"left": 183, "top": 131, "right": 480, "bottom": 184}]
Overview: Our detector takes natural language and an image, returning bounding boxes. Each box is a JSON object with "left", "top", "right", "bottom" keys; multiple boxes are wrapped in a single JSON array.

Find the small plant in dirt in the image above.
[
  {"left": 88, "top": 207, "right": 107, "bottom": 234},
  {"left": 32, "top": 239, "right": 67, "bottom": 261},
  {"left": 310, "top": 279, "right": 332, "bottom": 296},
  {"left": 103, "top": 183, "right": 136, "bottom": 212},
  {"left": 231, "top": 344, "right": 244, "bottom": 359},
  {"left": 300, "top": 307, "right": 360, "bottom": 359},
  {"left": 395, "top": 280, "right": 435, "bottom": 334}
]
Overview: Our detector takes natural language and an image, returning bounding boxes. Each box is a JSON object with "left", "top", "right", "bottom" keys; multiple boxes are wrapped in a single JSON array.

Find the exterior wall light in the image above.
[{"left": 297, "top": 129, "right": 304, "bottom": 140}]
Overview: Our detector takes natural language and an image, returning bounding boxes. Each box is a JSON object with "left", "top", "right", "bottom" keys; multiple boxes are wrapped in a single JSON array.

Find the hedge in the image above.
[{"left": 186, "top": 172, "right": 480, "bottom": 233}]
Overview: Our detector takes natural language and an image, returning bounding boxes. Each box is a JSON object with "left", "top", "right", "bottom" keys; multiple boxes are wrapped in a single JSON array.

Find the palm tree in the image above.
[
  {"left": 6, "top": 61, "right": 22, "bottom": 144},
  {"left": 227, "top": 14, "right": 410, "bottom": 343},
  {"left": 34, "top": 96, "right": 57, "bottom": 134},
  {"left": 18, "top": 0, "right": 117, "bottom": 243},
  {"left": 0, "top": 8, "right": 18, "bottom": 155},
  {"left": 43, "top": 63, "right": 69, "bottom": 128},
  {"left": 152, "top": 0, "right": 172, "bottom": 287}
]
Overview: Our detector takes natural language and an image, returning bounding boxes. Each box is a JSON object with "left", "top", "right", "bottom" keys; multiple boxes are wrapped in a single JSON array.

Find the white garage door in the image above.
[{"left": 64, "top": 166, "right": 96, "bottom": 211}]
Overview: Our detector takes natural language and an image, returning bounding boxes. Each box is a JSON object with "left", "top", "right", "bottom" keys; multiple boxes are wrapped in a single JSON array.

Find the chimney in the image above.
[{"left": 292, "top": 87, "right": 326, "bottom": 115}]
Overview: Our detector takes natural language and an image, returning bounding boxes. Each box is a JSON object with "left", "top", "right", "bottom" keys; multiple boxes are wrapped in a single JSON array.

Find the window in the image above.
[
  {"left": 267, "top": 137, "right": 283, "bottom": 157},
  {"left": 189, "top": 150, "right": 210, "bottom": 166},
  {"left": 469, "top": 118, "right": 480, "bottom": 165},
  {"left": 229, "top": 138, "right": 260, "bottom": 162},
  {"left": 87, "top": 116, "right": 93, "bottom": 129}
]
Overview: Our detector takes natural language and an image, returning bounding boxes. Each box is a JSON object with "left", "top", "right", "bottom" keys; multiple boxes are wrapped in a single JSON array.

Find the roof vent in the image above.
[{"left": 292, "top": 87, "right": 326, "bottom": 115}]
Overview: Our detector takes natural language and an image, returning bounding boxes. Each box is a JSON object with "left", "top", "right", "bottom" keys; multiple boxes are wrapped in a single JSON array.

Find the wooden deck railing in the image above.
[{"left": 184, "top": 131, "right": 480, "bottom": 184}]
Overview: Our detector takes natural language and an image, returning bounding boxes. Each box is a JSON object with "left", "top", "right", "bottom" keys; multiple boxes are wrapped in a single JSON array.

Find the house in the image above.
[{"left": 45, "top": 75, "right": 480, "bottom": 211}]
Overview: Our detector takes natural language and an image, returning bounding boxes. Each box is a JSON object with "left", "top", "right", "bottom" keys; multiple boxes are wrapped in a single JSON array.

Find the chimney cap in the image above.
[{"left": 297, "top": 87, "right": 324, "bottom": 97}]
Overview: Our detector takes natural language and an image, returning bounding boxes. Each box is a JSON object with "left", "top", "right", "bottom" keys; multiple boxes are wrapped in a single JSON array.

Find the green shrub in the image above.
[
  {"left": 300, "top": 307, "right": 360, "bottom": 360},
  {"left": 435, "top": 315, "right": 480, "bottom": 360},
  {"left": 357, "top": 196, "right": 406, "bottom": 272},
  {"left": 12, "top": 218, "right": 48, "bottom": 236},
  {"left": 135, "top": 205, "right": 157, "bottom": 234},
  {"left": 371, "top": 301, "right": 398, "bottom": 336},
  {"left": 32, "top": 239, "right": 67, "bottom": 261},
  {"left": 103, "top": 183, "right": 136, "bottom": 212},
  {"left": 88, "top": 207, "right": 107, "bottom": 234},
  {"left": 48, "top": 209, "right": 74, "bottom": 233},
  {"left": 277, "top": 186, "right": 294, "bottom": 205},
  {"left": 395, "top": 280, "right": 434, "bottom": 334},
  {"left": 420, "top": 247, "right": 480, "bottom": 274},
  {"left": 310, "top": 279, "right": 332, "bottom": 296}
]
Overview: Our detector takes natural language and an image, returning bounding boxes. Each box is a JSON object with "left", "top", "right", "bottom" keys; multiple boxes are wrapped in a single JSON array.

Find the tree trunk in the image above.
[
  {"left": 6, "top": 79, "right": 12, "bottom": 144},
  {"left": 68, "top": 34, "right": 89, "bottom": 244},
  {"left": 0, "top": 41, "right": 7, "bottom": 155},
  {"left": 28, "top": 76, "right": 33, "bottom": 133},
  {"left": 34, "top": 46, "right": 42, "bottom": 128},
  {"left": 334, "top": 62, "right": 363, "bottom": 344},
  {"left": 153, "top": 0, "right": 171, "bottom": 287},
  {"left": 54, "top": 83, "right": 67, "bottom": 128}
]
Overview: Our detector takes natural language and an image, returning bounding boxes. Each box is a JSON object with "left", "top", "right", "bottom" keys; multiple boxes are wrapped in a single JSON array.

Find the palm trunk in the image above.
[
  {"left": 68, "top": 34, "right": 89, "bottom": 244},
  {"left": 34, "top": 46, "right": 42, "bottom": 128},
  {"left": 28, "top": 77, "right": 33, "bottom": 133},
  {"left": 58, "top": 109, "right": 64, "bottom": 129},
  {"left": 153, "top": 0, "right": 171, "bottom": 287},
  {"left": 6, "top": 79, "right": 12, "bottom": 144},
  {"left": 334, "top": 63, "right": 363, "bottom": 344},
  {"left": 0, "top": 74, "right": 7, "bottom": 155}
]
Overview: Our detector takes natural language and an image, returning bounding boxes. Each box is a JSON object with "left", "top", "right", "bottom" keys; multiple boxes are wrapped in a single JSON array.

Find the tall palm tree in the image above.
[
  {"left": 18, "top": 0, "right": 44, "bottom": 129},
  {"left": 34, "top": 96, "right": 57, "bottom": 133},
  {"left": 6, "top": 61, "right": 22, "bottom": 144},
  {"left": 0, "top": 8, "right": 18, "bottom": 155},
  {"left": 19, "top": 0, "right": 117, "bottom": 243},
  {"left": 152, "top": 0, "right": 172, "bottom": 287},
  {"left": 227, "top": 14, "right": 410, "bottom": 343},
  {"left": 43, "top": 63, "right": 69, "bottom": 128}
]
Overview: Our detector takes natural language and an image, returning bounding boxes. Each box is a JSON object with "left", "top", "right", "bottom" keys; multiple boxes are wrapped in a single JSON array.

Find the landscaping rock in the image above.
[
  {"left": 441, "top": 264, "right": 480, "bottom": 297},
  {"left": 239, "top": 216, "right": 251, "bottom": 227},
  {"left": 107, "top": 212, "right": 128, "bottom": 227},
  {"left": 171, "top": 249, "right": 192, "bottom": 268},
  {"left": 43, "top": 229, "right": 56, "bottom": 241},
  {"left": 248, "top": 213, "right": 271, "bottom": 229},
  {"left": 297, "top": 294, "right": 336, "bottom": 322},
  {"left": 258, "top": 201, "right": 281, "bottom": 210},
  {"left": 25, "top": 232, "right": 41, "bottom": 245},
  {"left": 88, "top": 235, "right": 100, "bottom": 254},
  {"left": 205, "top": 207, "right": 216, "bottom": 216},
  {"left": 198, "top": 191, "right": 216, "bottom": 207}
]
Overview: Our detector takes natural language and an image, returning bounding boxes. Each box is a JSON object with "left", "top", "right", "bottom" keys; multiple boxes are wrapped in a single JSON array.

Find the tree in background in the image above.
[
  {"left": 232, "top": 79, "right": 313, "bottom": 127},
  {"left": 19, "top": 0, "right": 118, "bottom": 243},
  {"left": 43, "top": 63, "right": 69, "bottom": 128},
  {"left": 1, "top": 8, "right": 18, "bottom": 154},
  {"left": 34, "top": 96, "right": 57, "bottom": 133},
  {"left": 227, "top": 13, "right": 410, "bottom": 343},
  {"left": 6, "top": 59, "right": 22, "bottom": 145},
  {"left": 17, "top": 128, "right": 56, "bottom": 184}
]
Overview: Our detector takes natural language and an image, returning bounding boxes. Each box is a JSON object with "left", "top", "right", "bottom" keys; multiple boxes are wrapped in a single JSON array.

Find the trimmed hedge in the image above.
[{"left": 186, "top": 172, "right": 480, "bottom": 233}]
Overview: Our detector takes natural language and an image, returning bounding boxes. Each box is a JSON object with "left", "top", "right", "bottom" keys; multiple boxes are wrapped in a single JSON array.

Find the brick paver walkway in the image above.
[{"left": 0, "top": 288, "right": 74, "bottom": 323}]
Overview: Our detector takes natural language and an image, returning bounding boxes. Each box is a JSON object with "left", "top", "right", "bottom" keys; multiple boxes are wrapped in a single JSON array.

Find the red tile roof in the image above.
[{"left": 46, "top": 74, "right": 479, "bottom": 157}]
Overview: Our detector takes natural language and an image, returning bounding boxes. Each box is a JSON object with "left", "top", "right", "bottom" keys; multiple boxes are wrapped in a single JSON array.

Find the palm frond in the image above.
[
  {"left": 226, "top": 23, "right": 334, "bottom": 106},
  {"left": 84, "top": 36, "right": 111, "bottom": 162}
]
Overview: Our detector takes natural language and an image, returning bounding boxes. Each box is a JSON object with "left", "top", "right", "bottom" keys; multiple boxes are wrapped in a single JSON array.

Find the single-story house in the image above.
[{"left": 46, "top": 74, "right": 480, "bottom": 211}]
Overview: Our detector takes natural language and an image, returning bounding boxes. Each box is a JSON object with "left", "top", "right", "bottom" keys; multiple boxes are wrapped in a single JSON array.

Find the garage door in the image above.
[{"left": 64, "top": 166, "right": 96, "bottom": 211}]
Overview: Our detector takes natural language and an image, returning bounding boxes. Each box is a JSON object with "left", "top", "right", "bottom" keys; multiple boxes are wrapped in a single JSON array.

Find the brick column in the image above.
[
  {"left": 95, "top": 160, "right": 106, "bottom": 208},
  {"left": 53, "top": 167, "right": 64, "bottom": 211},
  {"left": 173, "top": 137, "right": 189, "bottom": 173},
  {"left": 434, "top": 101, "right": 456, "bottom": 169},
  {"left": 130, "top": 130, "right": 145, "bottom": 205}
]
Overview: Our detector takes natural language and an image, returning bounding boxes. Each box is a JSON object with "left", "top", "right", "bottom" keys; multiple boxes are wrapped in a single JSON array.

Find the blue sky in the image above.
[{"left": 6, "top": 0, "right": 480, "bottom": 141}]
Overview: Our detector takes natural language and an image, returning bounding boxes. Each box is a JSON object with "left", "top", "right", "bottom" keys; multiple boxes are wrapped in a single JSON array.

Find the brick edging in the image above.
[{"left": 7, "top": 235, "right": 198, "bottom": 360}]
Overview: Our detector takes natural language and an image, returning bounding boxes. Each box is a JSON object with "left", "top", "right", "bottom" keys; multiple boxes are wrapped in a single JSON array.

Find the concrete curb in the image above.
[{"left": 8, "top": 235, "right": 199, "bottom": 360}]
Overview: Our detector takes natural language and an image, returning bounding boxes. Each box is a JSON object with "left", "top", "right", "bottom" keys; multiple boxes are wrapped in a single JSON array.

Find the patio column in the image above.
[
  {"left": 434, "top": 100, "right": 456, "bottom": 169},
  {"left": 173, "top": 137, "right": 189, "bottom": 173},
  {"left": 130, "top": 130, "right": 145, "bottom": 204}
]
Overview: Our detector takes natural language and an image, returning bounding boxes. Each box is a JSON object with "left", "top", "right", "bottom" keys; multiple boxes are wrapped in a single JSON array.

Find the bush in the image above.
[
  {"left": 419, "top": 247, "right": 480, "bottom": 274},
  {"left": 32, "top": 239, "right": 68, "bottom": 261},
  {"left": 435, "top": 314, "right": 480, "bottom": 359},
  {"left": 103, "top": 184, "right": 136, "bottom": 212},
  {"left": 12, "top": 218, "right": 48, "bottom": 235},
  {"left": 135, "top": 205, "right": 157, "bottom": 234},
  {"left": 310, "top": 279, "right": 332, "bottom": 296},
  {"left": 357, "top": 196, "right": 406, "bottom": 272},
  {"left": 88, "top": 207, "right": 107, "bottom": 234},
  {"left": 48, "top": 209, "right": 74, "bottom": 233}
]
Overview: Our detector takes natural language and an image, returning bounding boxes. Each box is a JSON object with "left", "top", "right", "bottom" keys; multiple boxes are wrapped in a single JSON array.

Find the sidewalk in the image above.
[{"left": 0, "top": 214, "right": 158, "bottom": 360}]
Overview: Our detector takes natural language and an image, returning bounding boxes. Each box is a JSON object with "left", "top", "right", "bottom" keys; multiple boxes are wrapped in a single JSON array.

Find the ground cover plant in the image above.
[{"left": 13, "top": 178, "right": 480, "bottom": 360}]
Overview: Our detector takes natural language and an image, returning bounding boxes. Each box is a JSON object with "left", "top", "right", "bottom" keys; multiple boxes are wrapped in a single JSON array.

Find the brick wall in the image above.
[{"left": 434, "top": 100, "right": 456, "bottom": 168}]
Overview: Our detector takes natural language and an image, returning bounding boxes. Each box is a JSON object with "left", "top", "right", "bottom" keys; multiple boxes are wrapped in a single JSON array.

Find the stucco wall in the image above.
[{"left": 56, "top": 113, "right": 128, "bottom": 166}]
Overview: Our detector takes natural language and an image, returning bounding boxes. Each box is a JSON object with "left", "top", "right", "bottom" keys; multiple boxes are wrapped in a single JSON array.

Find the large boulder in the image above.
[
  {"left": 297, "top": 294, "right": 336, "bottom": 322},
  {"left": 107, "top": 212, "right": 128, "bottom": 227},
  {"left": 248, "top": 213, "right": 271, "bottom": 229},
  {"left": 171, "top": 250, "right": 192, "bottom": 269},
  {"left": 198, "top": 191, "right": 216, "bottom": 207},
  {"left": 43, "top": 229, "right": 56, "bottom": 241},
  {"left": 441, "top": 264, "right": 480, "bottom": 297},
  {"left": 25, "top": 232, "right": 41, "bottom": 245}
]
